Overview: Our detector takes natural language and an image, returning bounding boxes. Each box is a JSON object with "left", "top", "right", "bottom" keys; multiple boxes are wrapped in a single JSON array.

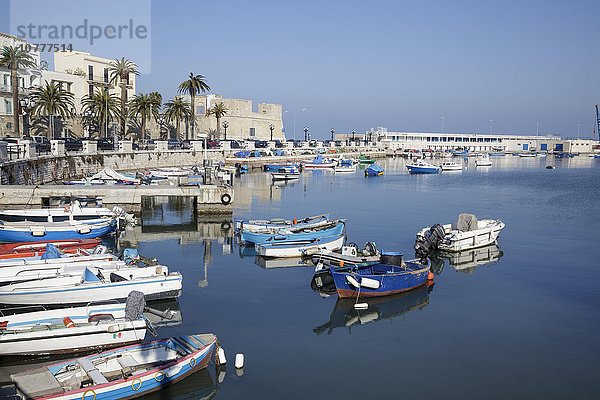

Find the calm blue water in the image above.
[{"left": 5, "top": 155, "right": 600, "bottom": 399}]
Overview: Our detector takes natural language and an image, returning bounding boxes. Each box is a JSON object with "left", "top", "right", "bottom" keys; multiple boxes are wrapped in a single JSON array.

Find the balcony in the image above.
[{"left": 0, "top": 85, "right": 34, "bottom": 95}]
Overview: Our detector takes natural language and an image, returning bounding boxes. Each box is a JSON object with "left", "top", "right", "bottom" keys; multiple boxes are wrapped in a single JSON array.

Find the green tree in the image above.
[
  {"left": 178, "top": 72, "right": 210, "bottom": 140},
  {"left": 164, "top": 96, "right": 193, "bottom": 141},
  {"left": 108, "top": 58, "right": 139, "bottom": 138},
  {"left": 128, "top": 93, "right": 161, "bottom": 140},
  {"left": 29, "top": 82, "right": 75, "bottom": 138},
  {"left": 207, "top": 102, "right": 228, "bottom": 140},
  {"left": 81, "top": 88, "right": 121, "bottom": 138},
  {"left": 0, "top": 45, "right": 37, "bottom": 136}
]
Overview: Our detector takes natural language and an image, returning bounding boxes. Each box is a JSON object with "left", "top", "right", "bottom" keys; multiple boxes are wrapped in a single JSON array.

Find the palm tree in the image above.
[
  {"left": 29, "top": 82, "right": 75, "bottom": 138},
  {"left": 128, "top": 93, "right": 161, "bottom": 140},
  {"left": 164, "top": 96, "right": 192, "bottom": 141},
  {"left": 178, "top": 72, "right": 210, "bottom": 140},
  {"left": 81, "top": 88, "right": 121, "bottom": 138},
  {"left": 108, "top": 58, "right": 139, "bottom": 138},
  {"left": 207, "top": 102, "right": 228, "bottom": 140},
  {"left": 0, "top": 45, "right": 36, "bottom": 136}
]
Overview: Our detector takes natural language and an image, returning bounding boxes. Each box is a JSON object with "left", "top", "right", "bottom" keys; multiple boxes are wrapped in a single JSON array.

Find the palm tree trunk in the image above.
[
  {"left": 216, "top": 116, "right": 221, "bottom": 141},
  {"left": 176, "top": 118, "right": 181, "bottom": 141},
  {"left": 141, "top": 117, "right": 146, "bottom": 142},
  {"left": 11, "top": 68, "right": 20, "bottom": 136},
  {"left": 120, "top": 80, "right": 127, "bottom": 138},
  {"left": 47, "top": 117, "right": 51, "bottom": 139},
  {"left": 190, "top": 94, "right": 195, "bottom": 141}
]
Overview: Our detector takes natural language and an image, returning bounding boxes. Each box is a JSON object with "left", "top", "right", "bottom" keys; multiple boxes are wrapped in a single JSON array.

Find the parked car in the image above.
[
  {"left": 207, "top": 140, "right": 220, "bottom": 149},
  {"left": 58, "top": 137, "right": 83, "bottom": 152},
  {"left": 167, "top": 138, "right": 181, "bottom": 149},
  {"left": 181, "top": 140, "right": 192, "bottom": 150},
  {"left": 274, "top": 140, "right": 284, "bottom": 148},
  {"left": 140, "top": 139, "right": 156, "bottom": 150},
  {"left": 96, "top": 138, "right": 114, "bottom": 151},
  {"left": 254, "top": 140, "right": 269, "bottom": 148}
]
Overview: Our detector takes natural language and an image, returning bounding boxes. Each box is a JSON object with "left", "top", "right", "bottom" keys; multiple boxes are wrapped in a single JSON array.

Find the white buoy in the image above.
[
  {"left": 217, "top": 347, "right": 227, "bottom": 365},
  {"left": 354, "top": 303, "right": 369, "bottom": 310},
  {"left": 235, "top": 353, "right": 245, "bottom": 369}
]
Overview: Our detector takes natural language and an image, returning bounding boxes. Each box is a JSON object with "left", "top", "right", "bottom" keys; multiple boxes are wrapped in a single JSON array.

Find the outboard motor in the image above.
[{"left": 414, "top": 223, "right": 446, "bottom": 261}]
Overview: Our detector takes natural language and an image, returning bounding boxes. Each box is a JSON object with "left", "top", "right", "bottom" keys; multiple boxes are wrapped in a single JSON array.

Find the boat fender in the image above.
[
  {"left": 82, "top": 389, "right": 96, "bottom": 400},
  {"left": 220, "top": 193, "right": 232, "bottom": 205},
  {"left": 217, "top": 347, "right": 227, "bottom": 364},
  {"left": 293, "top": 218, "right": 297, "bottom": 225},
  {"left": 189, "top": 357, "right": 197, "bottom": 367},
  {"left": 63, "top": 317, "right": 75, "bottom": 328},
  {"left": 354, "top": 303, "right": 369, "bottom": 310},
  {"left": 154, "top": 372, "right": 165, "bottom": 382},
  {"left": 235, "top": 353, "right": 245, "bottom": 369},
  {"left": 346, "top": 275, "right": 361, "bottom": 289},
  {"left": 427, "top": 272, "right": 435, "bottom": 280},
  {"left": 360, "top": 277, "right": 380, "bottom": 290}
]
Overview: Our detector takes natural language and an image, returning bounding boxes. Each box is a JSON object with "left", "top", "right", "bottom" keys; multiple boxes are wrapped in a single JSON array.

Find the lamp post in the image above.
[
  {"left": 19, "top": 97, "right": 31, "bottom": 137},
  {"left": 269, "top": 123, "right": 274, "bottom": 141},
  {"left": 303, "top": 126, "right": 309, "bottom": 142},
  {"left": 83, "top": 110, "right": 93, "bottom": 138},
  {"left": 222, "top": 121, "right": 229, "bottom": 140},
  {"left": 352, "top": 130, "right": 356, "bottom": 142},
  {"left": 158, "top": 116, "right": 166, "bottom": 140},
  {"left": 293, "top": 108, "right": 306, "bottom": 140},
  {"left": 330, "top": 128, "right": 335, "bottom": 142}
]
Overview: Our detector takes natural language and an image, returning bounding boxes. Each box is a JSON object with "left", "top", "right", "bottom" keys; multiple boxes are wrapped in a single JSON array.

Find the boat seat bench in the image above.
[{"left": 77, "top": 358, "right": 108, "bottom": 385}]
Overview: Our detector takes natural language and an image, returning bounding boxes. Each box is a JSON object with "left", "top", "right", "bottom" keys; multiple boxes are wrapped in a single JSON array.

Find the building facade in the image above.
[
  {"left": 0, "top": 32, "right": 42, "bottom": 137},
  {"left": 180, "top": 94, "right": 284, "bottom": 141}
]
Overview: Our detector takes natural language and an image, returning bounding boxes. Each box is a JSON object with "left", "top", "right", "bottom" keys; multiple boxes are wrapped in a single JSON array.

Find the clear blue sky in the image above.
[{"left": 2, "top": 0, "right": 599, "bottom": 139}]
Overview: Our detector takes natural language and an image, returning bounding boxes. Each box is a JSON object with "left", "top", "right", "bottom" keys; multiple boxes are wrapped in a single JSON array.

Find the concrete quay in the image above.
[{"left": 0, "top": 184, "right": 234, "bottom": 215}]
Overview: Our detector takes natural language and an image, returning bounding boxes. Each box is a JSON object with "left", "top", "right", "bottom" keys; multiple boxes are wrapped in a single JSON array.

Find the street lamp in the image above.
[
  {"left": 83, "top": 109, "right": 93, "bottom": 138},
  {"left": 352, "top": 130, "right": 356, "bottom": 142},
  {"left": 19, "top": 97, "right": 31, "bottom": 137},
  {"left": 330, "top": 128, "right": 335, "bottom": 142},
  {"left": 158, "top": 116, "right": 166, "bottom": 139},
  {"left": 303, "top": 126, "right": 309, "bottom": 142},
  {"left": 269, "top": 123, "right": 275, "bottom": 141},
  {"left": 222, "top": 121, "right": 229, "bottom": 140},
  {"left": 293, "top": 108, "right": 306, "bottom": 140}
]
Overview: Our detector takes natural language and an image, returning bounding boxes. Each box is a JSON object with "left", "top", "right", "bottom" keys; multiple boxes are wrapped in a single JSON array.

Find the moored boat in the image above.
[
  {"left": 329, "top": 260, "right": 431, "bottom": 298},
  {"left": 240, "top": 220, "right": 345, "bottom": 245},
  {"left": 10, "top": 332, "right": 218, "bottom": 399},
  {"left": 0, "top": 219, "right": 117, "bottom": 243},
  {"left": 235, "top": 214, "right": 331, "bottom": 233},
  {"left": 333, "top": 165, "right": 356, "bottom": 173},
  {"left": 357, "top": 154, "right": 376, "bottom": 164},
  {"left": 414, "top": 213, "right": 505, "bottom": 255},
  {"left": 441, "top": 161, "right": 462, "bottom": 171},
  {"left": 0, "top": 291, "right": 149, "bottom": 356},
  {"left": 474, "top": 154, "right": 492, "bottom": 166},
  {"left": 0, "top": 239, "right": 101, "bottom": 259},
  {"left": 255, "top": 234, "right": 344, "bottom": 258},
  {"left": 0, "top": 201, "right": 131, "bottom": 225},
  {"left": 364, "top": 163, "right": 384, "bottom": 176},
  {"left": 0, "top": 265, "right": 183, "bottom": 305},
  {"left": 302, "top": 155, "right": 337, "bottom": 169},
  {"left": 271, "top": 171, "right": 300, "bottom": 181},
  {"left": 406, "top": 161, "right": 441, "bottom": 174}
]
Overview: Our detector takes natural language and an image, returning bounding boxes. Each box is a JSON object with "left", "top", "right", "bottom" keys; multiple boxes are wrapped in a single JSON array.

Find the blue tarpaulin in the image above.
[{"left": 40, "top": 244, "right": 62, "bottom": 260}]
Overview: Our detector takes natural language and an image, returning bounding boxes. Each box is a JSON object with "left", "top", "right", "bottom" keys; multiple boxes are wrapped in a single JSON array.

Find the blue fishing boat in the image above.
[
  {"left": 0, "top": 219, "right": 116, "bottom": 243},
  {"left": 365, "top": 163, "right": 384, "bottom": 176},
  {"left": 329, "top": 260, "right": 431, "bottom": 298},
  {"left": 10, "top": 333, "right": 217, "bottom": 400},
  {"left": 240, "top": 220, "right": 345, "bottom": 244},
  {"left": 450, "top": 148, "right": 469, "bottom": 156},
  {"left": 302, "top": 155, "right": 337, "bottom": 169},
  {"left": 263, "top": 164, "right": 299, "bottom": 173},
  {"left": 406, "top": 161, "right": 441, "bottom": 174}
]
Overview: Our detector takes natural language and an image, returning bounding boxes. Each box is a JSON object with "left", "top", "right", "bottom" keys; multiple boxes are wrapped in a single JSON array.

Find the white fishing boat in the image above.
[
  {"left": 302, "top": 155, "right": 337, "bottom": 169},
  {"left": 149, "top": 167, "right": 193, "bottom": 178},
  {"left": 271, "top": 171, "right": 300, "bottom": 181},
  {"left": 0, "top": 201, "right": 134, "bottom": 225},
  {"left": 255, "top": 234, "right": 345, "bottom": 258},
  {"left": 334, "top": 165, "right": 357, "bottom": 173},
  {"left": 0, "top": 265, "right": 182, "bottom": 305},
  {"left": 0, "top": 292, "right": 149, "bottom": 356},
  {"left": 441, "top": 161, "right": 462, "bottom": 171},
  {"left": 475, "top": 154, "right": 492, "bottom": 166},
  {"left": 0, "top": 256, "right": 129, "bottom": 286},
  {"left": 415, "top": 213, "right": 505, "bottom": 253}
]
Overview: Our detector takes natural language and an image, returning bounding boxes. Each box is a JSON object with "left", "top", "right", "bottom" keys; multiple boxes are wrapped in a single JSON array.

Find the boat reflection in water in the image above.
[
  {"left": 142, "top": 368, "right": 217, "bottom": 400},
  {"left": 429, "top": 244, "right": 504, "bottom": 275},
  {"left": 144, "top": 298, "right": 183, "bottom": 327},
  {"left": 254, "top": 256, "right": 313, "bottom": 269},
  {"left": 313, "top": 285, "right": 433, "bottom": 335}
]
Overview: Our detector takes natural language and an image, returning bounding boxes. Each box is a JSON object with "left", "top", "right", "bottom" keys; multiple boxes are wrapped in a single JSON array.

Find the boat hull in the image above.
[
  {"left": 271, "top": 172, "right": 300, "bottom": 181},
  {"left": 240, "top": 221, "right": 345, "bottom": 244},
  {"left": 330, "top": 262, "right": 430, "bottom": 299},
  {"left": 0, "top": 220, "right": 116, "bottom": 243},
  {"left": 256, "top": 234, "right": 344, "bottom": 258},
  {"left": 406, "top": 164, "right": 441, "bottom": 174}
]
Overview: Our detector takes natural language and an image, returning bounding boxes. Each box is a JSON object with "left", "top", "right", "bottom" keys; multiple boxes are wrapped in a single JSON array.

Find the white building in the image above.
[{"left": 0, "top": 32, "right": 42, "bottom": 137}]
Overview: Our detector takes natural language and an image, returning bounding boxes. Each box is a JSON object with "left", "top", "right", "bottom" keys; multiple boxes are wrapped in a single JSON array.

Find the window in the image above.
[
  {"left": 88, "top": 84, "right": 94, "bottom": 96},
  {"left": 5, "top": 99, "right": 12, "bottom": 114},
  {"left": 103, "top": 68, "right": 109, "bottom": 83},
  {"left": 249, "top": 127, "right": 256, "bottom": 137},
  {"left": 197, "top": 105, "right": 205, "bottom": 114},
  {"left": 88, "top": 65, "right": 94, "bottom": 80}
]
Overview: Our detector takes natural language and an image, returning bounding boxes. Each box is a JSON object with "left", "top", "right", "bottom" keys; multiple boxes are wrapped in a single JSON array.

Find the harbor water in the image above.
[{"left": 5, "top": 156, "right": 600, "bottom": 399}]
